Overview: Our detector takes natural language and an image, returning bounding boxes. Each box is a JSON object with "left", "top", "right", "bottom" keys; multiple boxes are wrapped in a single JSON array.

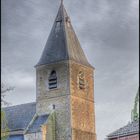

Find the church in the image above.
[{"left": 2, "top": 1, "right": 96, "bottom": 140}]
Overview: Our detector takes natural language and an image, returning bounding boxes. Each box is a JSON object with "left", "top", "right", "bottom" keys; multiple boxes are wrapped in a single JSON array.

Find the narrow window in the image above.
[
  {"left": 78, "top": 71, "right": 85, "bottom": 90},
  {"left": 66, "top": 16, "right": 71, "bottom": 27},
  {"left": 55, "top": 20, "right": 61, "bottom": 32},
  {"left": 49, "top": 71, "right": 57, "bottom": 89}
]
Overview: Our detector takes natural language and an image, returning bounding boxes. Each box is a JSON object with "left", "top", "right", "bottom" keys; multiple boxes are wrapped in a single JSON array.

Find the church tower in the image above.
[{"left": 35, "top": 1, "right": 96, "bottom": 140}]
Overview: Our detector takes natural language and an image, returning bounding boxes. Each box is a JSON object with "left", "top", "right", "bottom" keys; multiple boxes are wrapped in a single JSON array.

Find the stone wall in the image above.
[
  {"left": 36, "top": 61, "right": 70, "bottom": 101},
  {"left": 36, "top": 61, "right": 72, "bottom": 140},
  {"left": 37, "top": 96, "right": 71, "bottom": 140},
  {"left": 24, "top": 132, "right": 42, "bottom": 140}
]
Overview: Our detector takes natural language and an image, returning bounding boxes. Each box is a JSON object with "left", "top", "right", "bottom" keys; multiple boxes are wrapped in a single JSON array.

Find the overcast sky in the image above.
[{"left": 1, "top": 0, "right": 139, "bottom": 139}]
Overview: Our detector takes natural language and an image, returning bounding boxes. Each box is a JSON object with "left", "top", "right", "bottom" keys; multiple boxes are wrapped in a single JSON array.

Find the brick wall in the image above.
[{"left": 69, "top": 61, "right": 96, "bottom": 140}]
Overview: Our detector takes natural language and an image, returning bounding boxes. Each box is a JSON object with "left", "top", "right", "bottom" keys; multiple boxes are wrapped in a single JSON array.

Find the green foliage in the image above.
[
  {"left": 1, "top": 83, "right": 13, "bottom": 139},
  {"left": 131, "top": 88, "right": 139, "bottom": 121},
  {"left": 1, "top": 110, "right": 9, "bottom": 140},
  {"left": 47, "top": 111, "right": 56, "bottom": 140}
]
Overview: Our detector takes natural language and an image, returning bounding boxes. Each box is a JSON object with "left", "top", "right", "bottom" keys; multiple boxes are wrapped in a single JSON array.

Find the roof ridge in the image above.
[
  {"left": 63, "top": 5, "right": 69, "bottom": 60},
  {"left": 24, "top": 113, "right": 38, "bottom": 134},
  {"left": 3, "top": 102, "right": 36, "bottom": 109},
  {"left": 108, "top": 120, "right": 139, "bottom": 138},
  {"left": 25, "top": 114, "right": 49, "bottom": 133}
]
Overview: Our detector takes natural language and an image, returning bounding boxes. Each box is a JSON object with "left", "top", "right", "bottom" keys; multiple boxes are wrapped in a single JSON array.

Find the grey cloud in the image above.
[{"left": 1, "top": 0, "right": 139, "bottom": 139}]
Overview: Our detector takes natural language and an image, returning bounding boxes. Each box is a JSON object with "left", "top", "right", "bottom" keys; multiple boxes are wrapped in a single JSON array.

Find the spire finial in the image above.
[{"left": 61, "top": 0, "right": 63, "bottom": 4}]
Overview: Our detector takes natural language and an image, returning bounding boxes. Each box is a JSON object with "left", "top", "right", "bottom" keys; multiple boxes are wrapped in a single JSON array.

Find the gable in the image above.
[{"left": 26, "top": 114, "right": 49, "bottom": 133}]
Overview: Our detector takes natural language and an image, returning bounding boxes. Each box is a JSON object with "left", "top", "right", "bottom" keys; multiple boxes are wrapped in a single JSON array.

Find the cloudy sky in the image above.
[{"left": 1, "top": 0, "right": 139, "bottom": 139}]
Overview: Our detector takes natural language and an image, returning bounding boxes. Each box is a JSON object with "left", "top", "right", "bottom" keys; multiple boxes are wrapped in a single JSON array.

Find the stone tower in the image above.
[{"left": 35, "top": 1, "right": 96, "bottom": 140}]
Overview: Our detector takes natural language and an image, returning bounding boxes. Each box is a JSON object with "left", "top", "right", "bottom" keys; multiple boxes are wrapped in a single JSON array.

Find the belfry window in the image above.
[
  {"left": 49, "top": 71, "right": 57, "bottom": 89},
  {"left": 78, "top": 71, "right": 85, "bottom": 90}
]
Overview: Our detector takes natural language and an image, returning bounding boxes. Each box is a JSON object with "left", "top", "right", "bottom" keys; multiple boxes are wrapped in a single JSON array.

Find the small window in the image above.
[
  {"left": 49, "top": 71, "right": 57, "bottom": 89},
  {"left": 65, "top": 16, "right": 70, "bottom": 23},
  {"left": 66, "top": 17, "right": 71, "bottom": 27},
  {"left": 78, "top": 71, "right": 85, "bottom": 90},
  {"left": 55, "top": 20, "right": 61, "bottom": 32}
]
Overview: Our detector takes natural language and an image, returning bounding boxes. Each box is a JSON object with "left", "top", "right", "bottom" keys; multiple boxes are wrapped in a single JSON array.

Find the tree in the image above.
[
  {"left": 1, "top": 110, "right": 9, "bottom": 140},
  {"left": 131, "top": 88, "right": 139, "bottom": 121},
  {"left": 1, "top": 83, "right": 14, "bottom": 106},
  {"left": 1, "top": 83, "right": 14, "bottom": 140}
]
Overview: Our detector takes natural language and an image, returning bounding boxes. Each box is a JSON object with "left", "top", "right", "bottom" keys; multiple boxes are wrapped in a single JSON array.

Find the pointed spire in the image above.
[
  {"left": 36, "top": 2, "right": 92, "bottom": 68},
  {"left": 55, "top": 0, "right": 65, "bottom": 22}
]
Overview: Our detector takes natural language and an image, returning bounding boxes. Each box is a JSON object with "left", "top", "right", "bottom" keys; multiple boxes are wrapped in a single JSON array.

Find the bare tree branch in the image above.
[{"left": 1, "top": 83, "right": 14, "bottom": 107}]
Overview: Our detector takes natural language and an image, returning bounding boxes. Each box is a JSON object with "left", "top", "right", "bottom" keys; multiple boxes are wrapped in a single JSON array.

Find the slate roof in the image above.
[
  {"left": 7, "top": 135, "right": 24, "bottom": 140},
  {"left": 36, "top": 2, "right": 92, "bottom": 68},
  {"left": 3, "top": 102, "right": 36, "bottom": 131},
  {"left": 108, "top": 120, "right": 139, "bottom": 138},
  {"left": 26, "top": 114, "right": 49, "bottom": 133}
]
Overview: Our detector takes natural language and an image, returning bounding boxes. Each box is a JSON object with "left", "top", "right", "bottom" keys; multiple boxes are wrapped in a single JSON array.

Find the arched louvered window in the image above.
[
  {"left": 49, "top": 71, "right": 57, "bottom": 89},
  {"left": 78, "top": 71, "right": 85, "bottom": 90}
]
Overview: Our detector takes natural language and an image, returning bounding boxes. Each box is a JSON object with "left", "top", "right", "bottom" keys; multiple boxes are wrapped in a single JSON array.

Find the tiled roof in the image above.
[
  {"left": 3, "top": 102, "right": 36, "bottom": 131},
  {"left": 108, "top": 120, "right": 139, "bottom": 138},
  {"left": 26, "top": 114, "right": 49, "bottom": 133}
]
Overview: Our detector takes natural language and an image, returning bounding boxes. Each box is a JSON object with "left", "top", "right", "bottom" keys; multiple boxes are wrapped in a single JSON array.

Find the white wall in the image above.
[{"left": 24, "top": 132, "right": 42, "bottom": 140}]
